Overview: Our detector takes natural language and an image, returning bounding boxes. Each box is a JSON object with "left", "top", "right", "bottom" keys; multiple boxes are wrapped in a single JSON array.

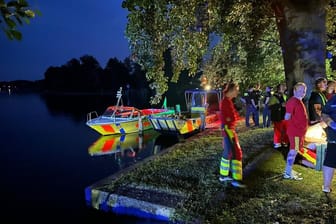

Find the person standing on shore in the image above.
[
  {"left": 269, "top": 83, "right": 289, "bottom": 148},
  {"left": 321, "top": 94, "right": 336, "bottom": 194},
  {"left": 308, "top": 77, "right": 328, "bottom": 125},
  {"left": 262, "top": 86, "right": 272, "bottom": 128},
  {"left": 219, "top": 81, "right": 245, "bottom": 188},
  {"left": 252, "top": 84, "right": 262, "bottom": 127},
  {"left": 283, "top": 82, "right": 308, "bottom": 180},
  {"left": 243, "top": 86, "right": 258, "bottom": 127}
]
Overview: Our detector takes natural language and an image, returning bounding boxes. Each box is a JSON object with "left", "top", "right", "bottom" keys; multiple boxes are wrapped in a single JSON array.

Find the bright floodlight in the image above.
[{"left": 204, "top": 85, "right": 211, "bottom": 90}]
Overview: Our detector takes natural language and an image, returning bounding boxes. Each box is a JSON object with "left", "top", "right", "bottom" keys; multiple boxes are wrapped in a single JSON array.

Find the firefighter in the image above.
[
  {"left": 269, "top": 83, "right": 289, "bottom": 148},
  {"left": 219, "top": 81, "right": 245, "bottom": 188},
  {"left": 308, "top": 77, "right": 328, "bottom": 125}
]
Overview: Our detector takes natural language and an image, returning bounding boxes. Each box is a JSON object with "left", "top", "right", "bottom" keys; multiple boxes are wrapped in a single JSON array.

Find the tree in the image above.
[
  {"left": 44, "top": 55, "right": 104, "bottom": 92},
  {"left": 104, "top": 57, "right": 130, "bottom": 92},
  {"left": 0, "top": 0, "right": 38, "bottom": 40},
  {"left": 79, "top": 55, "right": 103, "bottom": 91},
  {"left": 122, "top": 0, "right": 336, "bottom": 104}
]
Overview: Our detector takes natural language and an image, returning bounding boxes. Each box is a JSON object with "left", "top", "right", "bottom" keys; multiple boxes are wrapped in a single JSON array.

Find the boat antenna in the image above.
[{"left": 115, "top": 87, "right": 124, "bottom": 107}]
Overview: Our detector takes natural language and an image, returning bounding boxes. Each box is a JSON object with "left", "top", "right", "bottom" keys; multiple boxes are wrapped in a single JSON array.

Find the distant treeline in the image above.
[
  {"left": 1, "top": 55, "right": 156, "bottom": 106},
  {"left": 1, "top": 55, "right": 149, "bottom": 93},
  {"left": 43, "top": 55, "right": 149, "bottom": 94},
  {"left": 1, "top": 54, "right": 201, "bottom": 107}
]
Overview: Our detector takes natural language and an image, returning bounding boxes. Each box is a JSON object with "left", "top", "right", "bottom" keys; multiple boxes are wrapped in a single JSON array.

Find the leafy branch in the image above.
[{"left": 0, "top": 0, "right": 39, "bottom": 40}]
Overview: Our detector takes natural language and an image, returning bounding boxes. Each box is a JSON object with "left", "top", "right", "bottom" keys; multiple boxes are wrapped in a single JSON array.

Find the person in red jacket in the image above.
[
  {"left": 283, "top": 82, "right": 308, "bottom": 180},
  {"left": 219, "top": 81, "right": 245, "bottom": 188}
]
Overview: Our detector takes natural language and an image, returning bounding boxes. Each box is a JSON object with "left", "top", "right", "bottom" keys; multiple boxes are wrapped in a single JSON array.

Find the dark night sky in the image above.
[{"left": 0, "top": 0, "right": 130, "bottom": 81}]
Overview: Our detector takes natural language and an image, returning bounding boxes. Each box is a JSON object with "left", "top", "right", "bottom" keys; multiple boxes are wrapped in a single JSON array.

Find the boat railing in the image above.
[{"left": 87, "top": 111, "right": 99, "bottom": 122}]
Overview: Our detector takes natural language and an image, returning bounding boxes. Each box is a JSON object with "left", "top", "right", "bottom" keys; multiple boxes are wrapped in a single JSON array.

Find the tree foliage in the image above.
[
  {"left": 327, "top": 0, "right": 336, "bottom": 56},
  {"left": 122, "top": 0, "right": 336, "bottom": 104},
  {"left": 0, "top": 0, "right": 38, "bottom": 40}
]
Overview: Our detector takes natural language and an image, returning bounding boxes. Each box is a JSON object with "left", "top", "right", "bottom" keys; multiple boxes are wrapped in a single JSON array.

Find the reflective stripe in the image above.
[
  {"left": 298, "top": 148, "right": 316, "bottom": 165},
  {"left": 187, "top": 120, "right": 193, "bottom": 131},
  {"left": 220, "top": 157, "right": 230, "bottom": 176},
  {"left": 101, "top": 124, "right": 115, "bottom": 133},
  {"left": 231, "top": 160, "right": 242, "bottom": 180},
  {"left": 223, "top": 125, "right": 234, "bottom": 139},
  {"left": 294, "top": 136, "right": 300, "bottom": 152},
  {"left": 318, "top": 92, "right": 327, "bottom": 106}
]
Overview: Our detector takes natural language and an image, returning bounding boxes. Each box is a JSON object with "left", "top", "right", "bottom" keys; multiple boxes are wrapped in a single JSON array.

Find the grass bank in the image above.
[{"left": 106, "top": 123, "right": 335, "bottom": 223}]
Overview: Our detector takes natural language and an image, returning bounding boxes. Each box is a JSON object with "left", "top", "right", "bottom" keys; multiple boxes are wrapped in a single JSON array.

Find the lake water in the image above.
[{"left": 0, "top": 91, "right": 176, "bottom": 223}]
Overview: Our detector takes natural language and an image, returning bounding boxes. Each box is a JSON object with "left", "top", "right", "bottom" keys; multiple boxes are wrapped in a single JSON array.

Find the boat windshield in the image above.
[
  {"left": 184, "top": 90, "right": 221, "bottom": 113},
  {"left": 102, "top": 106, "right": 139, "bottom": 118}
]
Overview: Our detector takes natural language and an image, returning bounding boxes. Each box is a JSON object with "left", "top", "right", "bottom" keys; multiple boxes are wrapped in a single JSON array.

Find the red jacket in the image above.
[{"left": 220, "top": 97, "right": 240, "bottom": 129}]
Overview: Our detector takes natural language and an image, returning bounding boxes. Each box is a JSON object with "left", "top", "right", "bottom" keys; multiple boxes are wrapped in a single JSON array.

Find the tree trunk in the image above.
[{"left": 273, "top": 0, "right": 327, "bottom": 99}]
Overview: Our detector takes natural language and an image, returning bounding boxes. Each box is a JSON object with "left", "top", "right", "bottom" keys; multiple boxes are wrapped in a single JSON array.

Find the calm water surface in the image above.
[{"left": 0, "top": 92, "right": 176, "bottom": 223}]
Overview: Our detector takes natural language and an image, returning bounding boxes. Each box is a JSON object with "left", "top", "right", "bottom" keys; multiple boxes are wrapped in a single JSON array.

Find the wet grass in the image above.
[
  {"left": 107, "top": 123, "right": 336, "bottom": 223},
  {"left": 201, "top": 150, "right": 335, "bottom": 224}
]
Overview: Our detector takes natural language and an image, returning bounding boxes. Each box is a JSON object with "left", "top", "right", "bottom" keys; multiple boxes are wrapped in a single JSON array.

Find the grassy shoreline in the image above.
[{"left": 98, "top": 122, "right": 335, "bottom": 223}]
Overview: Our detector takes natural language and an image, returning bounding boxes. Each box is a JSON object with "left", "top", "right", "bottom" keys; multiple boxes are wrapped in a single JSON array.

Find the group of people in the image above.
[
  {"left": 241, "top": 84, "right": 272, "bottom": 128},
  {"left": 218, "top": 78, "right": 336, "bottom": 193}
]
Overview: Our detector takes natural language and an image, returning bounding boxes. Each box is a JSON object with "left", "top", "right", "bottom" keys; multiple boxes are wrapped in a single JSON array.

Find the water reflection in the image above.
[
  {"left": 85, "top": 130, "right": 179, "bottom": 220},
  {"left": 0, "top": 93, "right": 179, "bottom": 223},
  {"left": 88, "top": 130, "right": 178, "bottom": 166},
  {"left": 89, "top": 130, "right": 160, "bottom": 155},
  {"left": 88, "top": 130, "right": 168, "bottom": 170}
]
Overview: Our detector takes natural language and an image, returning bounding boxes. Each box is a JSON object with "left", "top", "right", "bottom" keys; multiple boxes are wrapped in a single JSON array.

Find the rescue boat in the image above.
[
  {"left": 86, "top": 88, "right": 175, "bottom": 135},
  {"left": 148, "top": 89, "right": 222, "bottom": 136}
]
